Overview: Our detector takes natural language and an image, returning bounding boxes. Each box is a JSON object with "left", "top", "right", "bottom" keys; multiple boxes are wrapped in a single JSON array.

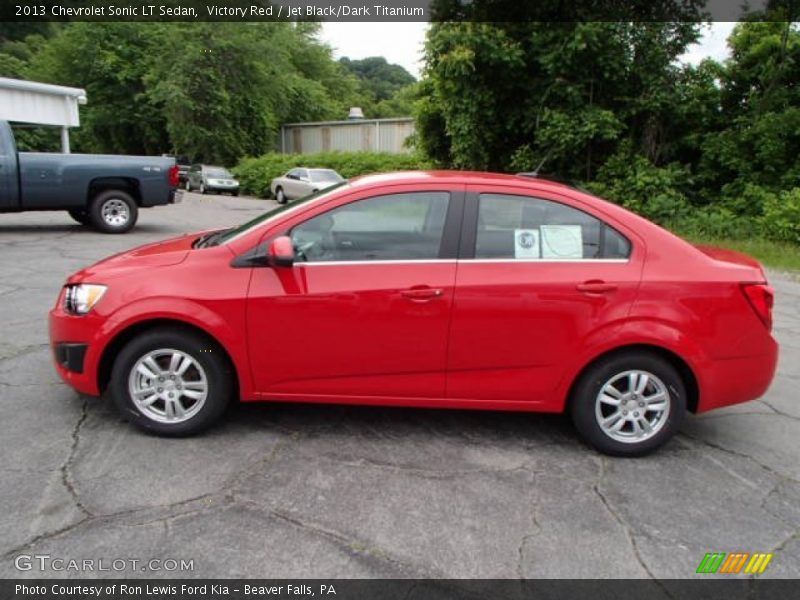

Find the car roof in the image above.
[
  {"left": 346, "top": 170, "right": 645, "bottom": 227},
  {"left": 348, "top": 170, "right": 580, "bottom": 192}
]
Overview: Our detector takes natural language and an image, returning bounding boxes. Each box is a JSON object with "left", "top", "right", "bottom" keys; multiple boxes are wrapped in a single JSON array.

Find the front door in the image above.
[
  {"left": 247, "top": 188, "right": 463, "bottom": 400},
  {"left": 446, "top": 187, "right": 643, "bottom": 405}
]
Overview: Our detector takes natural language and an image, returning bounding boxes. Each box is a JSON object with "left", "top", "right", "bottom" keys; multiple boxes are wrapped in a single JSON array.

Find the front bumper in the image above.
[
  {"left": 54, "top": 343, "right": 88, "bottom": 374},
  {"left": 49, "top": 305, "right": 105, "bottom": 396}
]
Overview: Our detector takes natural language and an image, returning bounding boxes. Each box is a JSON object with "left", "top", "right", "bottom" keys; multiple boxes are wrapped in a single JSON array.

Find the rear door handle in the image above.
[
  {"left": 401, "top": 287, "right": 444, "bottom": 302},
  {"left": 576, "top": 280, "right": 617, "bottom": 294}
]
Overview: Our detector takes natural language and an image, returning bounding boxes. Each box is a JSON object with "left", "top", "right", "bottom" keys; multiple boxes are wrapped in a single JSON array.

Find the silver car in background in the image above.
[
  {"left": 270, "top": 168, "right": 345, "bottom": 204},
  {"left": 185, "top": 165, "right": 240, "bottom": 196}
]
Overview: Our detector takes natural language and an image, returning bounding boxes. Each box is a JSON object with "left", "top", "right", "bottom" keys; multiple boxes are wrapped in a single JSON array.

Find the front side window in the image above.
[
  {"left": 291, "top": 192, "right": 450, "bottom": 262},
  {"left": 475, "top": 194, "right": 631, "bottom": 260}
]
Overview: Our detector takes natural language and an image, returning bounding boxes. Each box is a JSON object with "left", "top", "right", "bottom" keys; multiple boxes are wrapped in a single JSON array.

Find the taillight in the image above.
[
  {"left": 741, "top": 283, "right": 774, "bottom": 330},
  {"left": 168, "top": 164, "right": 179, "bottom": 187}
]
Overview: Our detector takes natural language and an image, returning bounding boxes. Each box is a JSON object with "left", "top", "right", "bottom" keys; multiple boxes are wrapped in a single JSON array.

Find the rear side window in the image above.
[
  {"left": 475, "top": 194, "right": 631, "bottom": 260},
  {"left": 291, "top": 192, "right": 450, "bottom": 262}
]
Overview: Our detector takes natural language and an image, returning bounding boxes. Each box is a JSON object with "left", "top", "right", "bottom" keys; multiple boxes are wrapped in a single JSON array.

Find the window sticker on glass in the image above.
[
  {"left": 541, "top": 225, "right": 583, "bottom": 259},
  {"left": 514, "top": 229, "right": 540, "bottom": 259}
]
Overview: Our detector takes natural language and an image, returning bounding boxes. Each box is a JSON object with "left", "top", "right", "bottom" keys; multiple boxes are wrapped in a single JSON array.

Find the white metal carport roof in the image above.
[{"left": 0, "top": 77, "right": 87, "bottom": 152}]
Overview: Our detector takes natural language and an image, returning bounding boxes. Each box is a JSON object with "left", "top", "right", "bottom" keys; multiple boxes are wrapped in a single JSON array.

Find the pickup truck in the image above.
[{"left": 0, "top": 120, "right": 181, "bottom": 233}]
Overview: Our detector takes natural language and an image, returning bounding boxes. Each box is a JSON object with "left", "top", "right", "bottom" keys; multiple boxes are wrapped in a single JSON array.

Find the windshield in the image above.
[
  {"left": 206, "top": 168, "right": 232, "bottom": 178},
  {"left": 310, "top": 170, "right": 343, "bottom": 183},
  {"left": 217, "top": 181, "right": 349, "bottom": 245}
]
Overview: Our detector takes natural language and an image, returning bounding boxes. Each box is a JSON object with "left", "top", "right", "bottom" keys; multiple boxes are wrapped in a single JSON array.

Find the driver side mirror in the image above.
[{"left": 267, "top": 235, "right": 295, "bottom": 267}]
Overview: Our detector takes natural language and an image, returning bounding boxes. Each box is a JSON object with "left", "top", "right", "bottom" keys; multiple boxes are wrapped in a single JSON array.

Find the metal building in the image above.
[
  {"left": 0, "top": 77, "right": 87, "bottom": 153},
  {"left": 280, "top": 117, "right": 415, "bottom": 154}
]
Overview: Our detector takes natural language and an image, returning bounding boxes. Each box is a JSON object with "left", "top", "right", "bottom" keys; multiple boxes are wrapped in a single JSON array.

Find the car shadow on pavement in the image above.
[
  {"left": 82, "top": 391, "right": 582, "bottom": 450},
  {"left": 225, "top": 400, "right": 583, "bottom": 450}
]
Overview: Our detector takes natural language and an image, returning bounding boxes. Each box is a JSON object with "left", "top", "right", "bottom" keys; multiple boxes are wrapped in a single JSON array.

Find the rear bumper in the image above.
[
  {"left": 140, "top": 188, "right": 182, "bottom": 207},
  {"left": 696, "top": 340, "right": 779, "bottom": 413}
]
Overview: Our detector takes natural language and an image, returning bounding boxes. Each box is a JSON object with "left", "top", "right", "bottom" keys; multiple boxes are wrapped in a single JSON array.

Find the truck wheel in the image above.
[
  {"left": 67, "top": 209, "right": 91, "bottom": 226},
  {"left": 109, "top": 327, "right": 233, "bottom": 436},
  {"left": 90, "top": 190, "right": 138, "bottom": 234}
]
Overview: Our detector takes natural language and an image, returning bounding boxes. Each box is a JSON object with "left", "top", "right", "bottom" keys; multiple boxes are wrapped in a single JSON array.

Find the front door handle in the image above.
[
  {"left": 576, "top": 280, "right": 618, "bottom": 294},
  {"left": 401, "top": 287, "right": 444, "bottom": 302}
]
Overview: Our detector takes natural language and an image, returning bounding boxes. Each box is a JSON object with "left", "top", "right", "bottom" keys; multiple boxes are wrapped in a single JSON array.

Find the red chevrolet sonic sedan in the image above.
[{"left": 49, "top": 171, "right": 778, "bottom": 455}]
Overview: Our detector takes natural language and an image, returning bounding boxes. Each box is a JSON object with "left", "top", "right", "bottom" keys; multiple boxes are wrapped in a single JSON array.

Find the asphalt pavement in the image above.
[{"left": 0, "top": 192, "right": 798, "bottom": 579}]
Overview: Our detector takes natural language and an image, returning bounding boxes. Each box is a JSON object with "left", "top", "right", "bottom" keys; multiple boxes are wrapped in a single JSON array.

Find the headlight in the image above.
[{"left": 64, "top": 284, "right": 107, "bottom": 315}]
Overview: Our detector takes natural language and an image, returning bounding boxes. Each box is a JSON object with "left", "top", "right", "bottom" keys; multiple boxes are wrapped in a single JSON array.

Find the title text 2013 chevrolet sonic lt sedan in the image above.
[{"left": 49, "top": 171, "right": 779, "bottom": 456}]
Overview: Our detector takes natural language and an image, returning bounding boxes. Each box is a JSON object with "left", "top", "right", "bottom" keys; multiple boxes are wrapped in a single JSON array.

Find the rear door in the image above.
[{"left": 446, "top": 185, "right": 643, "bottom": 405}]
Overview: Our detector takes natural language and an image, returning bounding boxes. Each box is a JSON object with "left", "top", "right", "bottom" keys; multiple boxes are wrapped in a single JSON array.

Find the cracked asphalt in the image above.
[{"left": 0, "top": 192, "right": 798, "bottom": 579}]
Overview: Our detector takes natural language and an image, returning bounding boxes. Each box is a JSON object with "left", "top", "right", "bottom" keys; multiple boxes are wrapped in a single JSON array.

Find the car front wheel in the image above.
[
  {"left": 275, "top": 187, "right": 287, "bottom": 204},
  {"left": 110, "top": 327, "right": 233, "bottom": 436},
  {"left": 570, "top": 351, "right": 686, "bottom": 456}
]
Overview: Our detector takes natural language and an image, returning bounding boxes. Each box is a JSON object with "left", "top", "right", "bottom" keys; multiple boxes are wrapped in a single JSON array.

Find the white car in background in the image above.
[{"left": 270, "top": 168, "right": 345, "bottom": 204}]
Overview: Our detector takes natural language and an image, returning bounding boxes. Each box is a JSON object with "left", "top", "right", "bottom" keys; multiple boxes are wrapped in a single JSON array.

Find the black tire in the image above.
[
  {"left": 67, "top": 209, "right": 91, "bottom": 226},
  {"left": 569, "top": 351, "right": 686, "bottom": 457},
  {"left": 89, "top": 190, "right": 138, "bottom": 234},
  {"left": 109, "top": 327, "right": 233, "bottom": 436},
  {"left": 199, "top": 182, "right": 207, "bottom": 194},
  {"left": 185, "top": 180, "right": 192, "bottom": 191},
  {"left": 276, "top": 187, "right": 287, "bottom": 204}
]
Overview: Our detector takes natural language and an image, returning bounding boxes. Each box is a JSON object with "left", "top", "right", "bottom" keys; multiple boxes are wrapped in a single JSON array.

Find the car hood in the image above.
[{"left": 67, "top": 232, "right": 207, "bottom": 283}]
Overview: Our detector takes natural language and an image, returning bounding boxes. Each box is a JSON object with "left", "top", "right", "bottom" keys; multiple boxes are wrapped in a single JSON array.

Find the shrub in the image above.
[
  {"left": 714, "top": 182, "right": 781, "bottom": 217},
  {"left": 589, "top": 144, "right": 693, "bottom": 224},
  {"left": 233, "top": 151, "right": 434, "bottom": 197},
  {"left": 760, "top": 188, "right": 800, "bottom": 244},
  {"left": 670, "top": 207, "right": 756, "bottom": 240}
]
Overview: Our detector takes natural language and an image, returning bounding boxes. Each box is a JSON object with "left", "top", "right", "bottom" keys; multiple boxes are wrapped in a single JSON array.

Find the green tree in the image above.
[
  {"left": 339, "top": 56, "right": 416, "bottom": 102},
  {"left": 27, "top": 23, "right": 170, "bottom": 155},
  {"left": 416, "top": 22, "right": 701, "bottom": 176},
  {"left": 698, "top": 22, "right": 800, "bottom": 203},
  {"left": 19, "top": 22, "right": 366, "bottom": 164}
]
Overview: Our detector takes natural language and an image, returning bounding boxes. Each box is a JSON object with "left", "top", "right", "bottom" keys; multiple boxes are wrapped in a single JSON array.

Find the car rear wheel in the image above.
[
  {"left": 67, "top": 209, "right": 91, "bottom": 226},
  {"left": 110, "top": 328, "right": 233, "bottom": 436},
  {"left": 276, "top": 187, "right": 287, "bottom": 204},
  {"left": 89, "top": 190, "right": 138, "bottom": 234},
  {"left": 570, "top": 351, "right": 686, "bottom": 456}
]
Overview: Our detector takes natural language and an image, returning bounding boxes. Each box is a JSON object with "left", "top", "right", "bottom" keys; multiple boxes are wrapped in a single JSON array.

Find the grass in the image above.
[{"left": 680, "top": 233, "right": 800, "bottom": 273}]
